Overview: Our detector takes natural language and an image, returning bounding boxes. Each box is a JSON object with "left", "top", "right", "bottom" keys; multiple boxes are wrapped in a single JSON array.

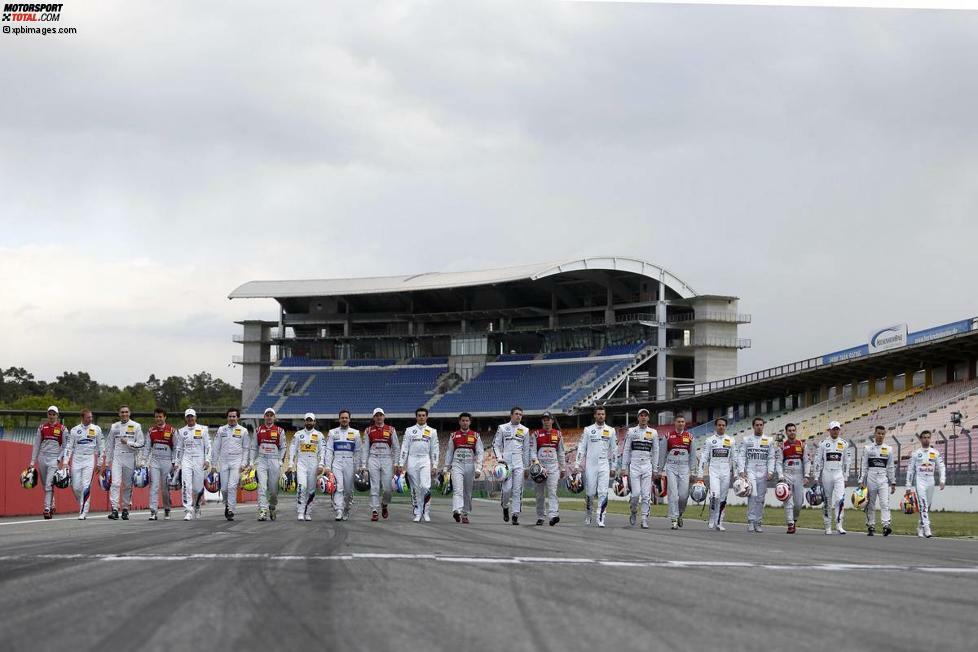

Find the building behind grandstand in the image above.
[{"left": 229, "top": 256, "right": 750, "bottom": 420}]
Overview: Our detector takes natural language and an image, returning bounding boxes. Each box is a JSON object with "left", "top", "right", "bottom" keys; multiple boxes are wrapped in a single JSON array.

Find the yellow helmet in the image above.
[
  {"left": 850, "top": 485, "right": 868, "bottom": 508},
  {"left": 240, "top": 467, "right": 258, "bottom": 492}
]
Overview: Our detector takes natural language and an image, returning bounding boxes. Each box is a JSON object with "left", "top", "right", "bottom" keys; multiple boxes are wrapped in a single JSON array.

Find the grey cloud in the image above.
[{"left": 1, "top": 1, "right": 976, "bottom": 384}]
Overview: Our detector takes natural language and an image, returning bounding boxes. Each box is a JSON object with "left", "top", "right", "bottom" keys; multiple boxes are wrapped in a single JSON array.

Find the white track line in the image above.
[{"left": 0, "top": 552, "right": 975, "bottom": 573}]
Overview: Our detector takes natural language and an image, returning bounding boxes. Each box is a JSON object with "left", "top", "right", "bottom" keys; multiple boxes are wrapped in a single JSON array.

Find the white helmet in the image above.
[
  {"left": 689, "top": 480, "right": 707, "bottom": 504},
  {"left": 733, "top": 476, "right": 753, "bottom": 498}
]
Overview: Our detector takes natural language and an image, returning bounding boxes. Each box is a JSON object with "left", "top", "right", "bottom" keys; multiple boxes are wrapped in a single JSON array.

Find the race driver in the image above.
[
  {"left": 144, "top": 407, "right": 177, "bottom": 521},
  {"left": 575, "top": 406, "right": 618, "bottom": 528},
  {"left": 174, "top": 408, "right": 211, "bottom": 521},
  {"left": 398, "top": 407, "right": 439, "bottom": 523},
  {"left": 737, "top": 417, "right": 776, "bottom": 533},
  {"left": 776, "top": 422, "right": 808, "bottom": 534},
  {"left": 492, "top": 407, "right": 531, "bottom": 525},
  {"left": 322, "top": 409, "right": 363, "bottom": 521},
  {"left": 364, "top": 407, "right": 400, "bottom": 522},
  {"left": 444, "top": 412, "right": 484, "bottom": 524},
  {"left": 249, "top": 408, "right": 287, "bottom": 521},
  {"left": 289, "top": 413, "right": 324, "bottom": 521},
  {"left": 620, "top": 408, "right": 657, "bottom": 529},
  {"left": 211, "top": 407, "right": 251, "bottom": 521},
  {"left": 905, "top": 430, "right": 946, "bottom": 538},
  {"left": 695, "top": 416, "right": 735, "bottom": 531},
  {"left": 859, "top": 425, "right": 896, "bottom": 536},
  {"left": 30, "top": 405, "right": 67, "bottom": 519},
  {"left": 104, "top": 405, "right": 145, "bottom": 520},
  {"left": 530, "top": 412, "right": 566, "bottom": 527},
  {"left": 60, "top": 408, "right": 103, "bottom": 520},
  {"left": 811, "top": 421, "right": 852, "bottom": 535},
  {"left": 658, "top": 414, "right": 696, "bottom": 530}
]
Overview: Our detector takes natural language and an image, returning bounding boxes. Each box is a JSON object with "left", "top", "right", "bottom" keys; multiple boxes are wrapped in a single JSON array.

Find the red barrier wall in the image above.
[{"left": 0, "top": 440, "right": 254, "bottom": 517}]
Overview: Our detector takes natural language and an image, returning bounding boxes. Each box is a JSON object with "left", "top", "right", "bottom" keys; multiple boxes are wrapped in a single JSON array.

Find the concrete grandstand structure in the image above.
[
  {"left": 670, "top": 317, "right": 978, "bottom": 483},
  {"left": 229, "top": 256, "right": 750, "bottom": 419}
]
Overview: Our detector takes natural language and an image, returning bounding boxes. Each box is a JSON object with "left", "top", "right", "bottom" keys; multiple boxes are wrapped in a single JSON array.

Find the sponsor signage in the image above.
[
  {"left": 907, "top": 319, "right": 974, "bottom": 345},
  {"left": 821, "top": 318, "right": 975, "bottom": 365},
  {"left": 868, "top": 323, "right": 908, "bottom": 354}
]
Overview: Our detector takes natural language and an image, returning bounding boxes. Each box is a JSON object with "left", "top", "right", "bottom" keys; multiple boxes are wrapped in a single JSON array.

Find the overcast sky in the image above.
[{"left": 1, "top": 1, "right": 976, "bottom": 388}]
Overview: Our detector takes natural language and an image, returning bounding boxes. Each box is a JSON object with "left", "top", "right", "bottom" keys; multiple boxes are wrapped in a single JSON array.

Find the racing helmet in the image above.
[
  {"left": 318, "top": 471, "right": 337, "bottom": 495},
  {"left": 528, "top": 462, "right": 548, "bottom": 484},
  {"left": 653, "top": 475, "right": 668, "bottom": 498},
  {"left": 240, "top": 467, "right": 258, "bottom": 492},
  {"left": 733, "top": 476, "right": 753, "bottom": 498},
  {"left": 279, "top": 469, "right": 297, "bottom": 493},
  {"left": 850, "top": 485, "right": 868, "bottom": 509},
  {"left": 690, "top": 480, "right": 708, "bottom": 504},
  {"left": 52, "top": 467, "right": 71, "bottom": 489},
  {"left": 131, "top": 465, "right": 149, "bottom": 488},
  {"left": 98, "top": 467, "right": 112, "bottom": 491},
  {"left": 774, "top": 481, "right": 792, "bottom": 503},
  {"left": 438, "top": 469, "right": 453, "bottom": 495},
  {"left": 204, "top": 469, "right": 221, "bottom": 493},
  {"left": 805, "top": 483, "right": 825, "bottom": 507},
  {"left": 613, "top": 474, "right": 630, "bottom": 497},
  {"left": 166, "top": 467, "right": 183, "bottom": 490},
  {"left": 565, "top": 470, "right": 584, "bottom": 494},
  {"left": 493, "top": 461, "right": 511, "bottom": 481},
  {"left": 353, "top": 467, "right": 371, "bottom": 492},
  {"left": 392, "top": 472, "right": 408, "bottom": 494},
  {"left": 20, "top": 467, "right": 39, "bottom": 489},
  {"left": 901, "top": 488, "right": 919, "bottom": 514}
]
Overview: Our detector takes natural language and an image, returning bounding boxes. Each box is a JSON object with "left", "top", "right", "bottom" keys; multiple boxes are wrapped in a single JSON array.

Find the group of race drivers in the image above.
[{"left": 24, "top": 403, "right": 946, "bottom": 537}]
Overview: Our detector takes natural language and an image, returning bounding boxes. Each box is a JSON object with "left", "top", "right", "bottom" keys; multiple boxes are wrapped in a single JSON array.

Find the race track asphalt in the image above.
[{"left": 2, "top": 498, "right": 976, "bottom": 652}]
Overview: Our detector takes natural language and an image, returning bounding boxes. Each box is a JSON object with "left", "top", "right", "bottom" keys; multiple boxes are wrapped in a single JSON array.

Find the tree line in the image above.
[{"left": 0, "top": 367, "right": 242, "bottom": 414}]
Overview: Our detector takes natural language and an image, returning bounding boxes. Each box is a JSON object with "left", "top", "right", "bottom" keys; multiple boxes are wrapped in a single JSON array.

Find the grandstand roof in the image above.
[
  {"left": 228, "top": 256, "right": 698, "bottom": 300},
  {"left": 661, "top": 326, "right": 978, "bottom": 409}
]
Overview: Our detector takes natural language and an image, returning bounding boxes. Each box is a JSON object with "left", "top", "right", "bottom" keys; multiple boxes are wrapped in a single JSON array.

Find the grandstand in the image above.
[{"left": 230, "top": 257, "right": 749, "bottom": 419}]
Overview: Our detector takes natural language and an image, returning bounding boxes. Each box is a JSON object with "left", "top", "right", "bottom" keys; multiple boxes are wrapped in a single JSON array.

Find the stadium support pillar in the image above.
[
  {"left": 905, "top": 369, "right": 916, "bottom": 390},
  {"left": 868, "top": 378, "right": 877, "bottom": 397},
  {"left": 656, "top": 280, "right": 666, "bottom": 401},
  {"left": 969, "top": 357, "right": 977, "bottom": 381},
  {"left": 818, "top": 385, "right": 829, "bottom": 402},
  {"left": 884, "top": 373, "right": 894, "bottom": 393},
  {"left": 924, "top": 368, "right": 933, "bottom": 387},
  {"left": 605, "top": 285, "right": 615, "bottom": 326}
]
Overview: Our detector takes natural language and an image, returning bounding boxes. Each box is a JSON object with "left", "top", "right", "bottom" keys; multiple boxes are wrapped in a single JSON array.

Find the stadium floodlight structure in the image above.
[{"left": 228, "top": 256, "right": 749, "bottom": 419}]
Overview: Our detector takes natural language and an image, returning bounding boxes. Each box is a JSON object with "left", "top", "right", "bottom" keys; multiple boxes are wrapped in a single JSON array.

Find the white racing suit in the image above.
[
  {"left": 212, "top": 424, "right": 251, "bottom": 515},
  {"left": 250, "top": 424, "right": 286, "bottom": 515},
  {"left": 144, "top": 425, "right": 176, "bottom": 515},
  {"left": 737, "top": 434, "right": 776, "bottom": 527},
  {"left": 174, "top": 424, "right": 211, "bottom": 517},
  {"left": 575, "top": 423, "right": 618, "bottom": 523},
  {"left": 289, "top": 428, "right": 324, "bottom": 519},
  {"left": 322, "top": 426, "right": 362, "bottom": 517},
  {"left": 659, "top": 430, "right": 697, "bottom": 521},
  {"left": 31, "top": 421, "right": 67, "bottom": 513},
  {"left": 446, "top": 429, "right": 485, "bottom": 516},
  {"left": 531, "top": 428, "right": 566, "bottom": 521},
  {"left": 364, "top": 424, "right": 400, "bottom": 514},
  {"left": 860, "top": 441, "right": 896, "bottom": 529},
  {"left": 696, "top": 433, "right": 735, "bottom": 528},
  {"left": 621, "top": 426, "right": 657, "bottom": 522},
  {"left": 399, "top": 424, "right": 439, "bottom": 519},
  {"left": 812, "top": 436, "right": 852, "bottom": 532},
  {"left": 105, "top": 420, "right": 145, "bottom": 512},
  {"left": 60, "top": 423, "right": 103, "bottom": 518},
  {"left": 777, "top": 438, "right": 808, "bottom": 525},
  {"left": 905, "top": 446, "right": 946, "bottom": 535},
  {"left": 493, "top": 422, "right": 531, "bottom": 517}
]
